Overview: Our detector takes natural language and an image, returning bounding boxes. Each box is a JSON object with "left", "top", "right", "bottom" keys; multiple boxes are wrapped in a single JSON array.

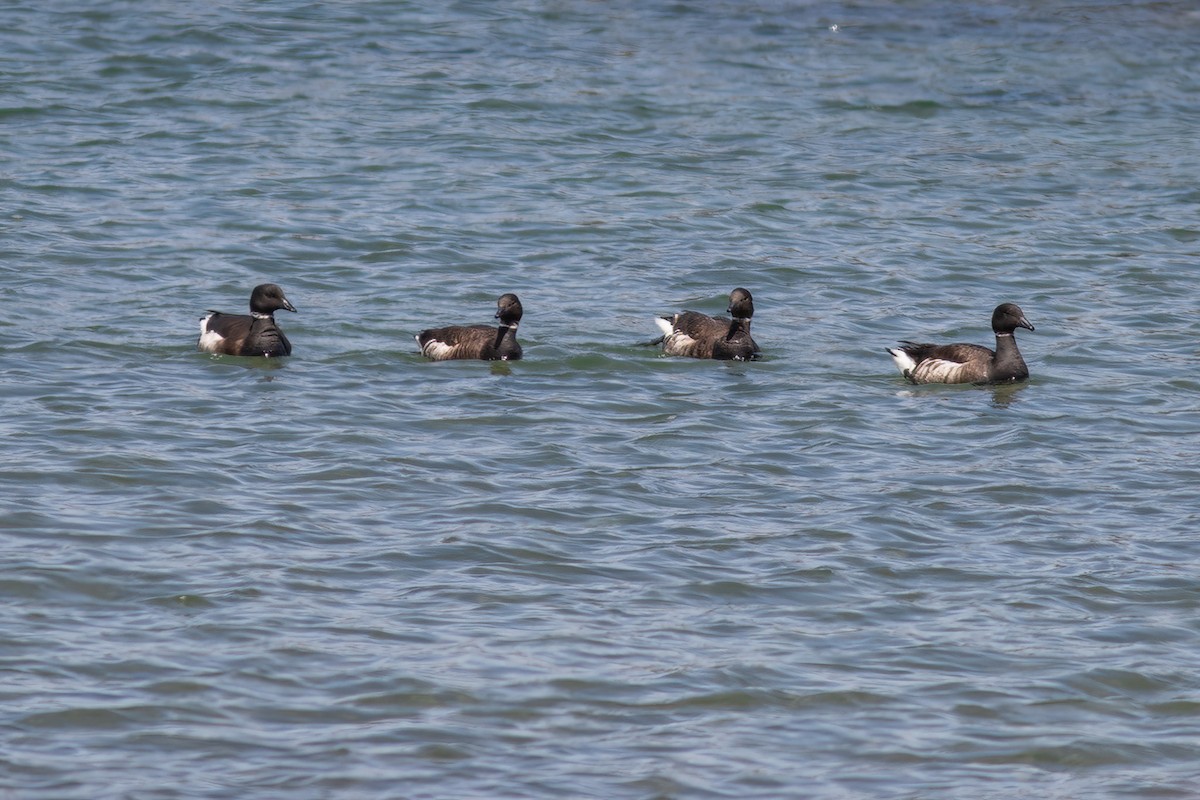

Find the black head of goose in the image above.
[
  {"left": 198, "top": 283, "right": 296, "bottom": 358},
  {"left": 654, "top": 287, "right": 761, "bottom": 361},
  {"left": 887, "top": 303, "right": 1035, "bottom": 385},
  {"left": 416, "top": 293, "right": 523, "bottom": 361}
]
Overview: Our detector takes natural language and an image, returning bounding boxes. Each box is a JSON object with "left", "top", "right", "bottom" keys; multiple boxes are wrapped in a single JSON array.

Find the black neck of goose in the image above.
[
  {"left": 493, "top": 322, "right": 514, "bottom": 351},
  {"left": 990, "top": 331, "right": 1028, "bottom": 381},
  {"left": 725, "top": 317, "right": 750, "bottom": 341}
]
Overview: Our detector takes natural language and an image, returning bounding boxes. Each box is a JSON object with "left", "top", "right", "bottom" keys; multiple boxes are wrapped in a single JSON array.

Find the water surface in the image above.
[{"left": 3, "top": 2, "right": 1200, "bottom": 798}]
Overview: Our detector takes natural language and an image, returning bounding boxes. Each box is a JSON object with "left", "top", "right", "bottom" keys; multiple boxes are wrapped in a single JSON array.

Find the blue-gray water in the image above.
[{"left": 4, "top": 2, "right": 1200, "bottom": 798}]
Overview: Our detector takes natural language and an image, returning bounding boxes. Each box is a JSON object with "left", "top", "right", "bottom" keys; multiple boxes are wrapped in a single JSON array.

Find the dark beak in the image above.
[
  {"left": 282, "top": 298, "right": 297, "bottom": 313},
  {"left": 1019, "top": 316, "right": 1034, "bottom": 332}
]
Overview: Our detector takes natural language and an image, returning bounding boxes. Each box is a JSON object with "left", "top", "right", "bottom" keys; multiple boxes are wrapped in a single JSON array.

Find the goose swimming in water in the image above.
[
  {"left": 416, "top": 293, "right": 523, "bottom": 361},
  {"left": 654, "top": 287, "right": 760, "bottom": 361},
  {"left": 197, "top": 283, "right": 296, "bottom": 358},
  {"left": 887, "top": 303, "right": 1035, "bottom": 384}
]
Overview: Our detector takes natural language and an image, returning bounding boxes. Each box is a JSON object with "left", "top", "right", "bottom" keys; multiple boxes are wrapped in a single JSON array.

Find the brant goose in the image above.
[
  {"left": 416, "top": 293, "right": 523, "bottom": 361},
  {"left": 198, "top": 283, "right": 296, "bottom": 358},
  {"left": 887, "top": 303, "right": 1035, "bottom": 384},
  {"left": 654, "top": 287, "right": 760, "bottom": 361}
]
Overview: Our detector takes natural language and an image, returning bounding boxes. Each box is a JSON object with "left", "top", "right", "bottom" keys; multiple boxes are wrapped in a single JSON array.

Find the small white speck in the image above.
[{"left": 829, "top": 24, "right": 839, "bottom": 32}]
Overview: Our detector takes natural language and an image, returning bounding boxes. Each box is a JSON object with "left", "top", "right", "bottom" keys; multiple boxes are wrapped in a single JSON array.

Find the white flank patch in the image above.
[
  {"left": 655, "top": 315, "right": 701, "bottom": 354},
  {"left": 197, "top": 314, "right": 225, "bottom": 353},
  {"left": 915, "top": 358, "right": 966, "bottom": 384},
  {"left": 887, "top": 347, "right": 916, "bottom": 376},
  {"left": 420, "top": 339, "right": 457, "bottom": 360},
  {"left": 664, "top": 331, "right": 697, "bottom": 355}
]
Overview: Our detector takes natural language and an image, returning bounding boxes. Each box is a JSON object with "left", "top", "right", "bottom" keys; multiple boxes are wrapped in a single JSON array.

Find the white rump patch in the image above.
[
  {"left": 654, "top": 316, "right": 676, "bottom": 338},
  {"left": 197, "top": 314, "right": 225, "bottom": 353}
]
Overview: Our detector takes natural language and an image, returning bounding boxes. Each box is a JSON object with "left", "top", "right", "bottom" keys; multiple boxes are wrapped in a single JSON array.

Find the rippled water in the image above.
[{"left": 4, "top": 2, "right": 1200, "bottom": 798}]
